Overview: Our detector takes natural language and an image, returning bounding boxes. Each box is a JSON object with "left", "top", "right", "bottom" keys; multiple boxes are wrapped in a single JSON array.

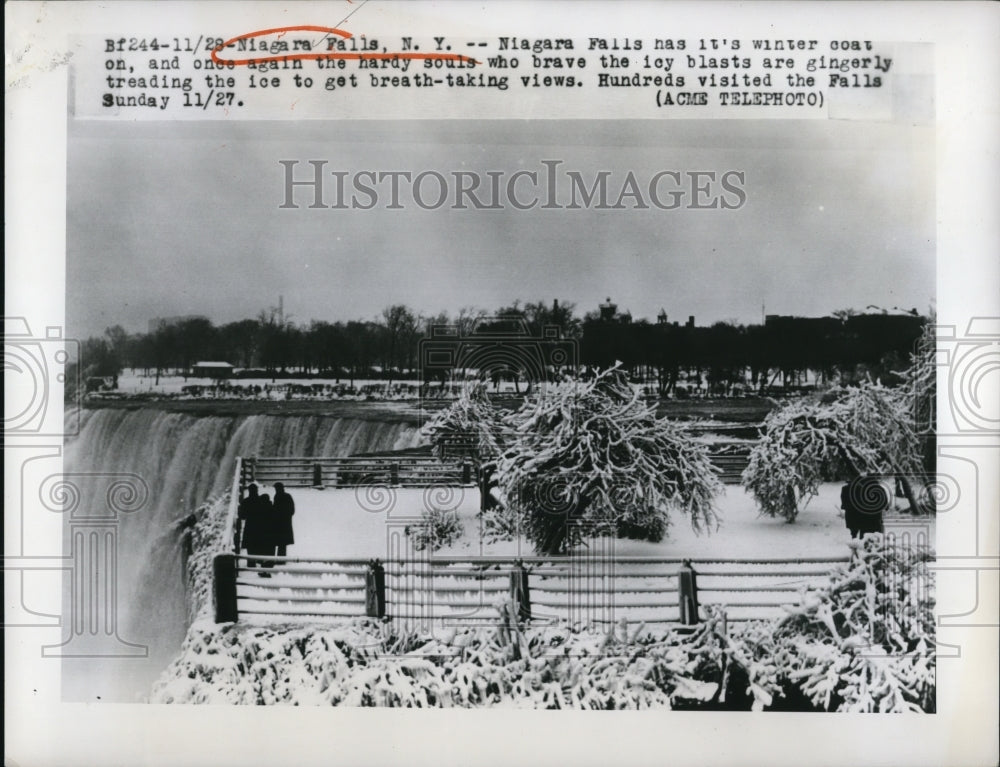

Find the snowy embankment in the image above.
[
  {"left": 181, "top": 492, "right": 234, "bottom": 620},
  {"left": 152, "top": 617, "right": 719, "bottom": 707}
]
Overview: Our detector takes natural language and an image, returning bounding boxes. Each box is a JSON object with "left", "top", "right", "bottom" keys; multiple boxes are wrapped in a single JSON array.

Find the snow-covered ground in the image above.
[{"left": 249, "top": 482, "right": 926, "bottom": 560}]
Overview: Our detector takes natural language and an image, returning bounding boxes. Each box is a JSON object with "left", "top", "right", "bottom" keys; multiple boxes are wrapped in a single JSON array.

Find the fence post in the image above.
[
  {"left": 678, "top": 559, "right": 700, "bottom": 625},
  {"left": 390, "top": 462, "right": 400, "bottom": 487},
  {"left": 365, "top": 559, "right": 386, "bottom": 618},
  {"left": 461, "top": 459, "right": 472, "bottom": 485},
  {"left": 312, "top": 462, "right": 324, "bottom": 489},
  {"left": 247, "top": 456, "right": 257, "bottom": 482},
  {"left": 213, "top": 553, "right": 238, "bottom": 623},
  {"left": 510, "top": 560, "right": 531, "bottom": 623}
]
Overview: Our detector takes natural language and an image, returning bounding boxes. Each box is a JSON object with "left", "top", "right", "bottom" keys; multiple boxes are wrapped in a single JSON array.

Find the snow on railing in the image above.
[
  {"left": 215, "top": 553, "right": 850, "bottom": 627},
  {"left": 237, "top": 451, "right": 746, "bottom": 490},
  {"left": 239, "top": 455, "right": 473, "bottom": 488},
  {"left": 222, "top": 456, "right": 243, "bottom": 555}
]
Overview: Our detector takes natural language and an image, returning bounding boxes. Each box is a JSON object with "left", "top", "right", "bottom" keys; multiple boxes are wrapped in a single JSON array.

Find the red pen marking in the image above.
[{"left": 211, "top": 25, "right": 479, "bottom": 67}]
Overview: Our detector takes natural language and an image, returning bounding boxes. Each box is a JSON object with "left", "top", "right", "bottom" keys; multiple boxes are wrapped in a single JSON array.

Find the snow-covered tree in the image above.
[
  {"left": 894, "top": 316, "right": 936, "bottom": 473},
  {"left": 495, "top": 367, "right": 722, "bottom": 554},
  {"left": 742, "top": 381, "right": 924, "bottom": 521},
  {"left": 421, "top": 381, "right": 509, "bottom": 464}
]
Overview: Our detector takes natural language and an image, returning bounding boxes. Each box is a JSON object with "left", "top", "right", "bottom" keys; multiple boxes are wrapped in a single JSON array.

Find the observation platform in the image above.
[{"left": 208, "top": 455, "right": 925, "bottom": 631}]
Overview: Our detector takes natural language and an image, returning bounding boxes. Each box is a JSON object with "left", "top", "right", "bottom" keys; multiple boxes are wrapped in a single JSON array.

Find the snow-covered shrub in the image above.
[
  {"left": 615, "top": 512, "right": 668, "bottom": 543},
  {"left": 742, "top": 381, "right": 924, "bottom": 521},
  {"left": 479, "top": 500, "right": 522, "bottom": 544},
  {"left": 660, "top": 608, "right": 785, "bottom": 711},
  {"left": 891, "top": 313, "right": 935, "bottom": 437},
  {"left": 406, "top": 508, "right": 464, "bottom": 552},
  {"left": 893, "top": 316, "right": 937, "bottom": 494},
  {"left": 752, "top": 535, "right": 935, "bottom": 712},
  {"left": 154, "top": 617, "right": 710, "bottom": 708},
  {"left": 497, "top": 367, "right": 722, "bottom": 554}
]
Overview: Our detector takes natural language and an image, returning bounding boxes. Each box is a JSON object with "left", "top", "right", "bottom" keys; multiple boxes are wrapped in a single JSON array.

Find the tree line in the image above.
[
  {"left": 78, "top": 299, "right": 927, "bottom": 392},
  {"left": 582, "top": 310, "right": 927, "bottom": 394}
]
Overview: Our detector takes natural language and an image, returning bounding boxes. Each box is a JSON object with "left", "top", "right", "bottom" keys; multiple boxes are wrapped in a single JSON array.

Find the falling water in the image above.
[{"left": 60, "top": 406, "right": 421, "bottom": 701}]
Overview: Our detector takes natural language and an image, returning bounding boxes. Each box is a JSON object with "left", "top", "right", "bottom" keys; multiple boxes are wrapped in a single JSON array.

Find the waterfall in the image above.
[{"left": 60, "top": 406, "right": 421, "bottom": 701}]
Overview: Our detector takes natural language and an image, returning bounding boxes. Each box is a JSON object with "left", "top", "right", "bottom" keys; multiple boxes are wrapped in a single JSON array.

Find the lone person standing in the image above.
[
  {"left": 842, "top": 474, "right": 888, "bottom": 539},
  {"left": 272, "top": 482, "right": 295, "bottom": 558}
]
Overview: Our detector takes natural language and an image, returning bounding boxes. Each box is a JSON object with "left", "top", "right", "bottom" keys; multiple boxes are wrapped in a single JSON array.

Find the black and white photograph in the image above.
[
  {"left": 5, "top": 3, "right": 998, "bottom": 766},
  {"left": 63, "top": 117, "right": 939, "bottom": 712}
]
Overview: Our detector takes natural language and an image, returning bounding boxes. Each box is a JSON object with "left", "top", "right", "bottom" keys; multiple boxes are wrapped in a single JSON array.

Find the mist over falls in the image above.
[{"left": 61, "top": 406, "right": 421, "bottom": 701}]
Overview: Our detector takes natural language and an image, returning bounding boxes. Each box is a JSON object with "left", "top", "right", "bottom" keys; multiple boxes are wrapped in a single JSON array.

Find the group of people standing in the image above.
[{"left": 238, "top": 482, "right": 295, "bottom": 575}]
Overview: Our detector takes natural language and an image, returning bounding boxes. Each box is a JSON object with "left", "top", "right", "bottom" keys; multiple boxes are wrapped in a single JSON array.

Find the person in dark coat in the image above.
[
  {"left": 237, "top": 483, "right": 258, "bottom": 555},
  {"left": 256, "top": 491, "right": 275, "bottom": 573},
  {"left": 272, "top": 482, "right": 295, "bottom": 557},
  {"left": 238, "top": 483, "right": 276, "bottom": 574},
  {"left": 842, "top": 474, "right": 888, "bottom": 539},
  {"left": 841, "top": 481, "right": 860, "bottom": 538}
]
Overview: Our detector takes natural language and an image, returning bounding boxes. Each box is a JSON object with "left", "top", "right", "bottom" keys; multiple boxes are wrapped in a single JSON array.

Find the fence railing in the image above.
[
  {"left": 238, "top": 450, "right": 748, "bottom": 490},
  {"left": 710, "top": 454, "right": 750, "bottom": 483},
  {"left": 240, "top": 456, "right": 472, "bottom": 490},
  {"left": 213, "top": 554, "right": 848, "bottom": 629}
]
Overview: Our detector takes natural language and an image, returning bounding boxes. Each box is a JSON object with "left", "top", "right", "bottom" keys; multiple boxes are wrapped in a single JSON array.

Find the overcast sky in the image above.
[{"left": 67, "top": 119, "right": 934, "bottom": 339}]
